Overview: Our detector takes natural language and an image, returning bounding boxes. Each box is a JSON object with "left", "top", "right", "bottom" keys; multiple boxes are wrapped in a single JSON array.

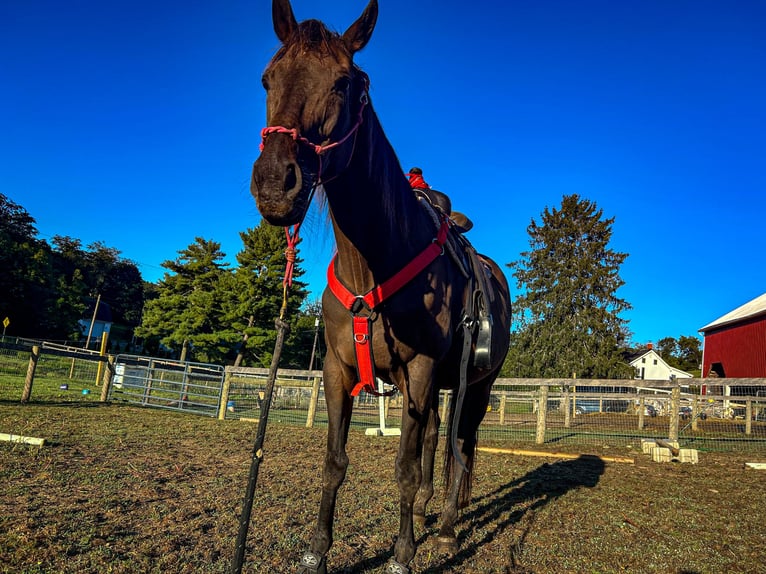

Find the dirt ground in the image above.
[{"left": 1, "top": 402, "right": 764, "bottom": 573}]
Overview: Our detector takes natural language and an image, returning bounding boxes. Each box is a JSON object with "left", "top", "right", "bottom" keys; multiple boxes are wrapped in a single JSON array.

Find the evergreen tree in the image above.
[
  {"left": 226, "top": 221, "right": 309, "bottom": 367},
  {"left": 505, "top": 194, "right": 633, "bottom": 378},
  {"left": 136, "top": 237, "right": 232, "bottom": 362}
]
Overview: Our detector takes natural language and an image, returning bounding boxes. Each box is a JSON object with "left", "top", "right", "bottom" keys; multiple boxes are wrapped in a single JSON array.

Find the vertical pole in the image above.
[
  {"left": 745, "top": 399, "right": 752, "bottom": 436},
  {"left": 232, "top": 319, "right": 289, "bottom": 574},
  {"left": 669, "top": 385, "right": 681, "bottom": 442},
  {"left": 22, "top": 345, "right": 40, "bottom": 403},
  {"left": 96, "top": 329, "right": 109, "bottom": 384},
  {"left": 85, "top": 293, "right": 101, "bottom": 350},
  {"left": 535, "top": 384, "right": 548, "bottom": 445},
  {"left": 219, "top": 370, "right": 233, "bottom": 421},
  {"left": 691, "top": 397, "right": 700, "bottom": 432},
  {"left": 563, "top": 384, "right": 571, "bottom": 428},
  {"left": 638, "top": 396, "right": 645, "bottom": 430},
  {"left": 306, "top": 376, "right": 321, "bottom": 428},
  {"left": 499, "top": 394, "right": 506, "bottom": 426},
  {"left": 100, "top": 355, "right": 115, "bottom": 402}
]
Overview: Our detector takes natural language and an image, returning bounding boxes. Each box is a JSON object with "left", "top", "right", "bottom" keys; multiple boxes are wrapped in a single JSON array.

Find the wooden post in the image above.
[
  {"left": 745, "top": 399, "right": 752, "bottom": 436},
  {"left": 441, "top": 389, "right": 449, "bottom": 422},
  {"left": 563, "top": 385, "right": 571, "bottom": 428},
  {"left": 638, "top": 396, "right": 645, "bottom": 430},
  {"left": 21, "top": 345, "right": 40, "bottom": 403},
  {"left": 535, "top": 384, "right": 548, "bottom": 445},
  {"left": 100, "top": 355, "right": 115, "bottom": 402},
  {"left": 691, "top": 397, "right": 700, "bottom": 431},
  {"left": 499, "top": 394, "right": 506, "bottom": 426},
  {"left": 306, "top": 375, "right": 321, "bottom": 428},
  {"left": 218, "top": 370, "right": 233, "bottom": 420},
  {"left": 669, "top": 385, "right": 681, "bottom": 441}
]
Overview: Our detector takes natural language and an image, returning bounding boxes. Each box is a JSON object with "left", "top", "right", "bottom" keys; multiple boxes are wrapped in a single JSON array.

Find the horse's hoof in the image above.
[
  {"left": 298, "top": 551, "right": 326, "bottom": 574},
  {"left": 436, "top": 535, "right": 458, "bottom": 555},
  {"left": 413, "top": 513, "right": 426, "bottom": 528},
  {"left": 385, "top": 558, "right": 411, "bottom": 574}
]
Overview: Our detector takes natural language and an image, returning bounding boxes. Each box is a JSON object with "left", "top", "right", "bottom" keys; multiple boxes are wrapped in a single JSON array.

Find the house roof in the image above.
[
  {"left": 699, "top": 292, "right": 766, "bottom": 333},
  {"left": 628, "top": 349, "right": 693, "bottom": 378}
]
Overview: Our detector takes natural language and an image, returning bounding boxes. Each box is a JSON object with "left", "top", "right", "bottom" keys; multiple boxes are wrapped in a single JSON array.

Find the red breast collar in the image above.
[{"left": 326, "top": 216, "right": 450, "bottom": 395}]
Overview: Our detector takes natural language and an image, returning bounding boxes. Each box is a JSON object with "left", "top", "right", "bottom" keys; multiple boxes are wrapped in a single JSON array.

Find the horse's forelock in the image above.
[{"left": 272, "top": 19, "right": 350, "bottom": 65}]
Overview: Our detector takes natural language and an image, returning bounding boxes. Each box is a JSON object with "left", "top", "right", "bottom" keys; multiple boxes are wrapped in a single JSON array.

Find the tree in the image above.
[
  {"left": 677, "top": 336, "right": 702, "bottom": 374},
  {"left": 505, "top": 194, "right": 633, "bottom": 378},
  {"left": 225, "top": 221, "right": 310, "bottom": 368},
  {"left": 136, "top": 237, "right": 232, "bottom": 362}
]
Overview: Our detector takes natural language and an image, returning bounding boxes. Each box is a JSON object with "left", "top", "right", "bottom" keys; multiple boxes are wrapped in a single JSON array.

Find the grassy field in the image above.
[{"left": 1, "top": 402, "right": 764, "bottom": 573}]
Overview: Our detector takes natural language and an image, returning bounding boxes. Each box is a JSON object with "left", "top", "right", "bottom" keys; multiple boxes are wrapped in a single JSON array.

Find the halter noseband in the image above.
[{"left": 258, "top": 83, "right": 369, "bottom": 186}]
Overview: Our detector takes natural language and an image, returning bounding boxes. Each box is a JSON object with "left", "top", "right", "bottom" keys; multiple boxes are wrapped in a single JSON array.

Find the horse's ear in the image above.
[
  {"left": 342, "top": 0, "right": 378, "bottom": 54},
  {"left": 272, "top": 0, "right": 298, "bottom": 44}
]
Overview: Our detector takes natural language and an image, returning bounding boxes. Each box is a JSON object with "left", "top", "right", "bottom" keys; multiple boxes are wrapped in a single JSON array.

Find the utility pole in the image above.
[
  {"left": 85, "top": 293, "right": 101, "bottom": 350},
  {"left": 308, "top": 316, "right": 320, "bottom": 370}
]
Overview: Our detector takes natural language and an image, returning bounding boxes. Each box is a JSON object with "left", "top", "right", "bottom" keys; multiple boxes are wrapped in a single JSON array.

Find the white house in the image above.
[{"left": 629, "top": 345, "right": 693, "bottom": 381}]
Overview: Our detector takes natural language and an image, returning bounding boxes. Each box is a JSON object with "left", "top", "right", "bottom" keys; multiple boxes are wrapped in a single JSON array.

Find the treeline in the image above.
[
  {"left": 1, "top": 193, "right": 318, "bottom": 368},
  {"left": 1, "top": 193, "right": 144, "bottom": 340}
]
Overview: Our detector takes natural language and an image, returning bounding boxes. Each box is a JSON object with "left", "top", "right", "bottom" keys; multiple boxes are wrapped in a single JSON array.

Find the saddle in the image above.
[{"left": 416, "top": 195, "right": 494, "bottom": 369}]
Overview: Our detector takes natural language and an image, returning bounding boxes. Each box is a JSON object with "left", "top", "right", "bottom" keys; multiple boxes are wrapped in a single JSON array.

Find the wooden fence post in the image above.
[
  {"left": 536, "top": 384, "right": 548, "bottom": 445},
  {"left": 563, "top": 385, "right": 571, "bottom": 428},
  {"left": 669, "top": 385, "right": 681, "bottom": 441},
  {"left": 691, "top": 397, "right": 700, "bottom": 432},
  {"left": 306, "top": 375, "right": 321, "bottom": 428},
  {"left": 21, "top": 345, "right": 40, "bottom": 403},
  {"left": 99, "top": 355, "right": 115, "bottom": 402},
  {"left": 499, "top": 394, "right": 506, "bottom": 426},
  {"left": 745, "top": 399, "right": 752, "bottom": 436},
  {"left": 638, "top": 396, "right": 645, "bottom": 430},
  {"left": 218, "top": 370, "right": 232, "bottom": 420}
]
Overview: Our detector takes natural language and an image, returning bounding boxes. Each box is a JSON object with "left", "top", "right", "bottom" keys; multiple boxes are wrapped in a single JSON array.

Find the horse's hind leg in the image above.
[
  {"left": 437, "top": 380, "right": 493, "bottom": 555},
  {"left": 299, "top": 361, "right": 354, "bottom": 574},
  {"left": 414, "top": 390, "right": 441, "bottom": 527}
]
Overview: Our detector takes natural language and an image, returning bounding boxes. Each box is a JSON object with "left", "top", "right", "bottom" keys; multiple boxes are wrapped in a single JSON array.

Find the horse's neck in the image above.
[{"left": 325, "top": 107, "right": 429, "bottom": 294}]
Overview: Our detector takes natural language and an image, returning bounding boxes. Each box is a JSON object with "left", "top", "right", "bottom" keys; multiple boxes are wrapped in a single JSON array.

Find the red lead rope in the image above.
[{"left": 327, "top": 216, "right": 450, "bottom": 396}]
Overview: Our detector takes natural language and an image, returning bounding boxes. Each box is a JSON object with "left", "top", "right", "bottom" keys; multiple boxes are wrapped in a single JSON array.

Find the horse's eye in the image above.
[
  {"left": 334, "top": 77, "right": 351, "bottom": 94},
  {"left": 262, "top": 75, "right": 270, "bottom": 91}
]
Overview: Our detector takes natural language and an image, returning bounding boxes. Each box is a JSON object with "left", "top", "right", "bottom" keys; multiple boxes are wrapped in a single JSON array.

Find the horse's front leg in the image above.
[
  {"left": 299, "top": 358, "right": 354, "bottom": 574},
  {"left": 390, "top": 369, "right": 434, "bottom": 572},
  {"left": 413, "top": 390, "right": 441, "bottom": 527}
]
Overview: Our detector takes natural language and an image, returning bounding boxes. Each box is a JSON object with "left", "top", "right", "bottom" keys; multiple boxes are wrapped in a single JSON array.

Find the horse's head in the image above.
[{"left": 251, "top": 0, "right": 378, "bottom": 226}]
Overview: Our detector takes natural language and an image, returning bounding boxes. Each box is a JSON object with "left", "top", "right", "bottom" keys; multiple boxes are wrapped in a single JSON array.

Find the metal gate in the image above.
[{"left": 109, "top": 354, "right": 225, "bottom": 417}]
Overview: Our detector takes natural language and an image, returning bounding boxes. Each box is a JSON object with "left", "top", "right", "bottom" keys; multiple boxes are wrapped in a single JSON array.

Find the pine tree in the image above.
[
  {"left": 136, "top": 237, "right": 232, "bottom": 362},
  {"left": 226, "top": 221, "right": 309, "bottom": 367},
  {"left": 505, "top": 194, "right": 633, "bottom": 378}
]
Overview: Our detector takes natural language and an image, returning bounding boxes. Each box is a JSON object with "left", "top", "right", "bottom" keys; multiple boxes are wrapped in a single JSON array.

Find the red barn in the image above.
[{"left": 700, "top": 292, "right": 766, "bottom": 378}]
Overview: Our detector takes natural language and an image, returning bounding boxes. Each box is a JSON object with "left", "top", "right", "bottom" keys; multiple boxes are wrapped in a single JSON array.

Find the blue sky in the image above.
[{"left": 2, "top": 0, "right": 764, "bottom": 345}]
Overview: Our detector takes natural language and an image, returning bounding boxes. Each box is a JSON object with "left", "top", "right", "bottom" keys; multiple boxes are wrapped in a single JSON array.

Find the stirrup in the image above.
[
  {"left": 299, "top": 551, "right": 325, "bottom": 572},
  {"left": 385, "top": 559, "right": 410, "bottom": 574}
]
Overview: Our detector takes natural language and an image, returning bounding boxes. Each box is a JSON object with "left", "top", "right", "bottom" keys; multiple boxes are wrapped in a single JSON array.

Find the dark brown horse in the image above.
[{"left": 251, "top": 1, "right": 511, "bottom": 572}]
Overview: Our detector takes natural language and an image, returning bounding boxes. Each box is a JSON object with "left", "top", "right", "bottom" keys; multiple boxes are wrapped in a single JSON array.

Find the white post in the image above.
[{"left": 365, "top": 379, "right": 401, "bottom": 436}]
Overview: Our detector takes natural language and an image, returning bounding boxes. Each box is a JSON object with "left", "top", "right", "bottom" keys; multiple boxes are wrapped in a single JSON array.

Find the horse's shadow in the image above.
[{"left": 350, "top": 455, "right": 605, "bottom": 573}]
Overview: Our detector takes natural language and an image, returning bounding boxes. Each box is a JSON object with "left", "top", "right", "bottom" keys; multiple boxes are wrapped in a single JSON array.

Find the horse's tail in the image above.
[{"left": 442, "top": 392, "right": 477, "bottom": 509}]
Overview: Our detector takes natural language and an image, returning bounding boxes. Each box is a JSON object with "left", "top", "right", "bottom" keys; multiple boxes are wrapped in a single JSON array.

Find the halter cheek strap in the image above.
[{"left": 258, "top": 86, "right": 369, "bottom": 187}]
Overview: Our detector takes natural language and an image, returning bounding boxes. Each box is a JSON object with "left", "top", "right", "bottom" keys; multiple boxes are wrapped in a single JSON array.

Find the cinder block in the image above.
[
  {"left": 651, "top": 447, "right": 672, "bottom": 463},
  {"left": 641, "top": 439, "right": 655, "bottom": 454},
  {"left": 678, "top": 449, "right": 698, "bottom": 464}
]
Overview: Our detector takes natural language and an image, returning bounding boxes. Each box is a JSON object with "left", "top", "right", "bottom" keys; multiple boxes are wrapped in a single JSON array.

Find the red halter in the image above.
[
  {"left": 259, "top": 87, "right": 369, "bottom": 187},
  {"left": 327, "top": 216, "right": 450, "bottom": 396}
]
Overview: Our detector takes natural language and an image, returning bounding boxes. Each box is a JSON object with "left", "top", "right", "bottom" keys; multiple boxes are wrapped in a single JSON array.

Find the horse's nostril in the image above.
[{"left": 284, "top": 163, "right": 297, "bottom": 192}]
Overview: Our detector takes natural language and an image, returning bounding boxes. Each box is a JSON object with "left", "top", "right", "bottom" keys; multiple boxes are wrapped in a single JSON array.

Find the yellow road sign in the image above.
[{"left": 2, "top": 317, "right": 8, "bottom": 328}]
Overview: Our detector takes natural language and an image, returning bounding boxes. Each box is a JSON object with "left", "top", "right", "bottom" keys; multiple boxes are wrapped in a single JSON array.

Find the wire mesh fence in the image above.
[{"left": 3, "top": 341, "right": 765, "bottom": 455}]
